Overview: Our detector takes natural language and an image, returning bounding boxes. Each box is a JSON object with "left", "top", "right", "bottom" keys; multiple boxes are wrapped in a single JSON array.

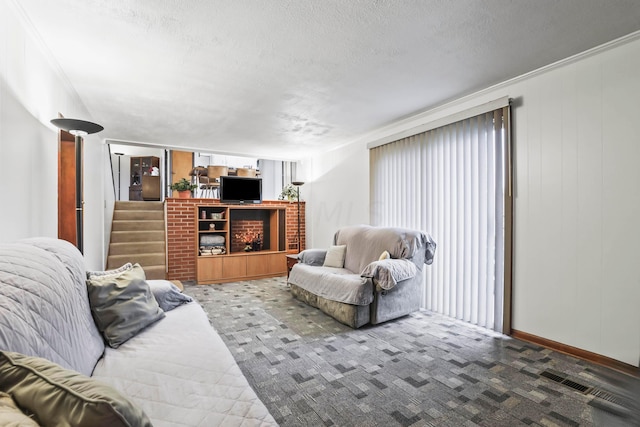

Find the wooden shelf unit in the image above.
[{"left": 195, "top": 204, "right": 287, "bottom": 284}]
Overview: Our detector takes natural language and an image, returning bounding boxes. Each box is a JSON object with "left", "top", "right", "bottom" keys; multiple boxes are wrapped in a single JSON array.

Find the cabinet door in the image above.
[
  {"left": 131, "top": 157, "right": 141, "bottom": 185},
  {"left": 222, "top": 257, "right": 246, "bottom": 279},
  {"left": 129, "top": 186, "right": 143, "bottom": 201},
  {"left": 141, "top": 157, "right": 151, "bottom": 173},
  {"left": 197, "top": 257, "right": 222, "bottom": 282},
  {"left": 142, "top": 176, "right": 160, "bottom": 200},
  {"left": 246, "top": 253, "right": 287, "bottom": 276}
]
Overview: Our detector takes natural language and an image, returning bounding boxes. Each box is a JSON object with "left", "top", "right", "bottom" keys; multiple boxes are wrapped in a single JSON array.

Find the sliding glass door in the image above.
[{"left": 370, "top": 105, "right": 512, "bottom": 333}]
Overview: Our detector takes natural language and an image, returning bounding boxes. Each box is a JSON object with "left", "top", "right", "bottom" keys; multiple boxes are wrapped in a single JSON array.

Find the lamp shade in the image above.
[{"left": 50, "top": 118, "right": 103, "bottom": 135}]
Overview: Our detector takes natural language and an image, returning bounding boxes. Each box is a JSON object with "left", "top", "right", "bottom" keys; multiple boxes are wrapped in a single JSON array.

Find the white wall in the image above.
[
  {"left": 0, "top": 80, "right": 58, "bottom": 240},
  {"left": 259, "top": 159, "right": 280, "bottom": 201},
  {"left": 110, "top": 153, "right": 129, "bottom": 201},
  {"left": 509, "top": 39, "right": 640, "bottom": 367},
  {"left": 305, "top": 35, "right": 640, "bottom": 367},
  {"left": 304, "top": 142, "right": 370, "bottom": 249},
  {"left": 194, "top": 153, "right": 258, "bottom": 169},
  {"left": 0, "top": 1, "right": 104, "bottom": 270},
  {"left": 103, "top": 145, "right": 115, "bottom": 267}
]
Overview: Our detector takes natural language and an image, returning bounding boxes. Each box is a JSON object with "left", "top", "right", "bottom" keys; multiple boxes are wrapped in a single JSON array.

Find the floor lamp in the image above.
[
  {"left": 114, "top": 152, "right": 124, "bottom": 200},
  {"left": 292, "top": 181, "right": 304, "bottom": 252},
  {"left": 51, "top": 118, "right": 104, "bottom": 254}
]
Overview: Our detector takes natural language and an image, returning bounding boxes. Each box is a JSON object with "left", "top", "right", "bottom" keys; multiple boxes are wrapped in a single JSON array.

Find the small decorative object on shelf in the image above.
[
  {"left": 235, "top": 230, "right": 259, "bottom": 252},
  {"left": 252, "top": 234, "right": 262, "bottom": 252},
  {"left": 209, "top": 223, "right": 216, "bottom": 230},
  {"left": 199, "top": 234, "right": 226, "bottom": 256},
  {"left": 199, "top": 246, "right": 226, "bottom": 256}
]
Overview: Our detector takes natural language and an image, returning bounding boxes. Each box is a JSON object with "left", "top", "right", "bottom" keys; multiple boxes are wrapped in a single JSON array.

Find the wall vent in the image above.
[
  {"left": 589, "top": 387, "right": 625, "bottom": 406},
  {"left": 539, "top": 370, "right": 592, "bottom": 394},
  {"left": 540, "top": 370, "right": 565, "bottom": 383},
  {"left": 541, "top": 370, "right": 634, "bottom": 417},
  {"left": 561, "top": 379, "right": 592, "bottom": 393}
]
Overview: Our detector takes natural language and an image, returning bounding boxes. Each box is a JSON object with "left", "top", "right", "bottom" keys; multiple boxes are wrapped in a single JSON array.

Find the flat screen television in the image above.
[{"left": 220, "top": 176, "right": 262, "bottom": 204}]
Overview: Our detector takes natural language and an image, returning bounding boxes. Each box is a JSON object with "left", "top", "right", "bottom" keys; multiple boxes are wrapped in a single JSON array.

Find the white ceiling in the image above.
[{"left": 15, "top": 0, "right": 640, "bottom": 160}]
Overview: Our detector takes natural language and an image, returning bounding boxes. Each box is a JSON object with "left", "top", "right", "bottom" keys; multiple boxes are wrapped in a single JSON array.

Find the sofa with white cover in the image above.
[
  {"left": 288, "top": 225, "right": 436, "bottom": 328},
  {"left": 0, "top": 237, "right": 276, "bottom": 427}
]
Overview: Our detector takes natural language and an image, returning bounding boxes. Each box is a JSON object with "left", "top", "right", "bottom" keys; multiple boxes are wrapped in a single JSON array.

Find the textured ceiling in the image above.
[{"left": 14, "top": 0, "right": 640, "bottom": 160}]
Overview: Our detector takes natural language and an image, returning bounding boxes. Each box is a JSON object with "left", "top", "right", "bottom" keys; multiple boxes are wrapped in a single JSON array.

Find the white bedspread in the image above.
[{"left": 92, "top": 302, "right": 277, "bottom": 427}]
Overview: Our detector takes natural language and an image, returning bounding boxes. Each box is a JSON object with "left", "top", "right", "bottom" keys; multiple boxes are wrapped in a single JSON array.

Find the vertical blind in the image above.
[{"left": 370, "top": 106, "right": 511, "bottom": 332}]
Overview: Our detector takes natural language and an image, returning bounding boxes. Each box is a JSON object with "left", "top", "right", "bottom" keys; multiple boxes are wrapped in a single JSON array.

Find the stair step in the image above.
[
  {"left": 109, "top": 241, "right": 165, "bottom": 256},
  {"left": 107, "top": 253, "right": 165, "bottom": 269},
  {"left": 115, "top": 201, "right": 163, "bottom": 211},
  {"left": 110, "top": 230, "right": 165, "bottom": 243},
  {"left": 108, "top": 201, "right": 167, "bottom": 280},
  {"left": 112, "top": 220, "right": 165, "bottom": 231},
  {"left": 143, "top": 265, "right": 167, "bottom": 280},
  {"left": 113, "top": 210, "right": 164, "bottom": 221}
]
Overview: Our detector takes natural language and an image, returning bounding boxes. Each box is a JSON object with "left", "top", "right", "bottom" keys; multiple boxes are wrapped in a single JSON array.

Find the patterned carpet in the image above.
[{"left": 184, "top": 277, "right": 638, "bottom": 427}]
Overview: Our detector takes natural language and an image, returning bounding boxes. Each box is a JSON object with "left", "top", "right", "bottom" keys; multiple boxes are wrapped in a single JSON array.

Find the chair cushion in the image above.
[
  {"left": 323, "top": 245, "right": 347, "bottom": 268},
  {"left": 288, "top": 263, "right": 373, "bottom": 305}
]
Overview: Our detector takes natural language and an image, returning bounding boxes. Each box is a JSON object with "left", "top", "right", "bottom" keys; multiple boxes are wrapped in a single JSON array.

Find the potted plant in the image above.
[
  {"left": 278, "top": 183, "right": 298, "bottom": 202},
  {"left": 170, "top": 178, "right": 197, "bottom": 198}
]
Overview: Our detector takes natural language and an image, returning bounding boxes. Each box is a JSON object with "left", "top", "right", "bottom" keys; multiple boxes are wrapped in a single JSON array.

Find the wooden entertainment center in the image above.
[
  {"left": 195, "top": 204, "right": 287, "bottom": 284},
  {"left": 165, "top": 198, "right": 304, "bottom": 284}
]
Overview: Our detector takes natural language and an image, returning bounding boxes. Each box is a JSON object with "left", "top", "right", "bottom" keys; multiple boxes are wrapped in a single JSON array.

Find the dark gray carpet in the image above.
[{"left": 185, "top": 277, "right": 639, "bottom": 427}]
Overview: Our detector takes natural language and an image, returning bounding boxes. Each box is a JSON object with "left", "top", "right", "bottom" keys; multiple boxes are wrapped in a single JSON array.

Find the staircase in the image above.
[{"left": 107, "top": 201, "right": 166, "bottom": 280}]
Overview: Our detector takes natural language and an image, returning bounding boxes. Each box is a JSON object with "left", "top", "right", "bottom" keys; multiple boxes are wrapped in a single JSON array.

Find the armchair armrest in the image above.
[
  {"left": 298, "top": 249, "right": 327, "bottom": 266},
  {"left": 361, "top": 259, "right": 418, "bottom": 290}
]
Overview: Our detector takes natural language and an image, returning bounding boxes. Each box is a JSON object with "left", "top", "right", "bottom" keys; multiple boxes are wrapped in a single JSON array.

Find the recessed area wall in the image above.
[{"left": 230, "top": 217, "right": 267, "bottom": 252}]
